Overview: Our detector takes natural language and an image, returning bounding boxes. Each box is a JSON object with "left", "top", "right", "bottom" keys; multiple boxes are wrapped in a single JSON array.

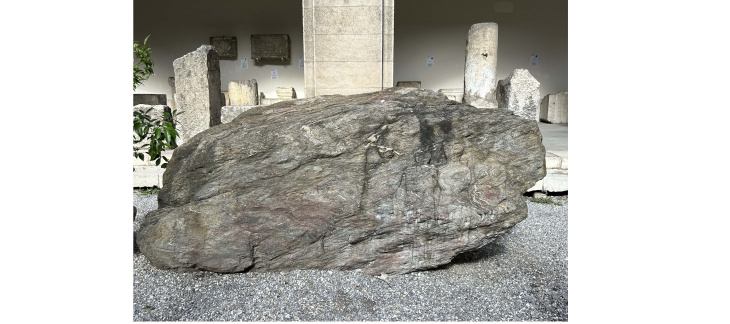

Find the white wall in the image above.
[
  {"left": 134, "top": 0, "right": 567, "bottom": 101},
  {"left": 394, "top": 0, "right": 568, "bottom": 98},
  {"left": 133, "top": 0, "right": 304, "bottom": 100}
]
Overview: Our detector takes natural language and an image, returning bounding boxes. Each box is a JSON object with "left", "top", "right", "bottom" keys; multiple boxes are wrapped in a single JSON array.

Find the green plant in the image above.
[
  {"left": 137, "top": 187, "right": 159, "bottom": 196},
  {"left": 530, "top": 197, "right": 563, "bottom": 206},
  {"left": 133, "top": 108, "right": 182, "bottom": 168},
  {"left": 133, "top": 35, "right": 154, "bottom": 91},
  {"left": 133, "top": 35, "right": 182, "bottom": 169}
]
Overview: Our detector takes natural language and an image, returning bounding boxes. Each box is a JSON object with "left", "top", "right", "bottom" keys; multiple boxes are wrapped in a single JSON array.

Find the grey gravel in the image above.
[{"left": 133, "top": 190, "right": 568, "bottom": 321}]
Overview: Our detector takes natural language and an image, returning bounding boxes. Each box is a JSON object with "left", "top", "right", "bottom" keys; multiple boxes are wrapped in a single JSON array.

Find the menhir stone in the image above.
[
  {"left": 136, "top": 88, "right": 546, "bottom": 275},
  {"left": 173, "top": 45, "right": 223, "bottom": 145}
]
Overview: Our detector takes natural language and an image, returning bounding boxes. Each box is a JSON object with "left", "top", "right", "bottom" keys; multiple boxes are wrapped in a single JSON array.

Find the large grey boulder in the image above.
[{"left": 137, "top": 88, "right": 546, "bottom": 275}]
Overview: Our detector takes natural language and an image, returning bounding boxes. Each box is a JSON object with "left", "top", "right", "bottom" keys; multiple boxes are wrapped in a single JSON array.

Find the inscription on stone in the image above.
[
  {"left": 210, "top": 36, "right": 237, "bottom": 60},
  {"left": 251, "top": 34, "right": 290, "bottom": 62}
]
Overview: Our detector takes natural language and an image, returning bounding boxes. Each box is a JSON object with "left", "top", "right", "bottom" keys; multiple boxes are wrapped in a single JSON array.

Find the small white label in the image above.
[
  {"left": 271, "top": 68, "right": 278, "bottom": 80},
  {"left": 530, "top": 54, "right": 539, "bottom": 66},
  {"left": 299, "top": 58, "right": 304, "bottom": 69},
  {"left": 426, "top": 55, "right": 434, "bottom": 68},
  {"left": 241, "top": 57, "right": 248, "bottom": 69}
]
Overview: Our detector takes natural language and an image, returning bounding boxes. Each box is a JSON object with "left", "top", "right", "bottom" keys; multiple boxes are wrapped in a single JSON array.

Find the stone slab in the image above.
[
  {"left": 396, "top": 81, "right": 422, "bottom": 88},
  {"left": 133, "top": 94, "right": 167, "bottom": 106},
  {"left": 173, "top": 45, "right": 223, "bottom": 145},
  {"left": 229, "top": 80, "right": 259, "bottom": 106},
  {"left": 540, "top": 91, "right": 568, "bottom": 124}
]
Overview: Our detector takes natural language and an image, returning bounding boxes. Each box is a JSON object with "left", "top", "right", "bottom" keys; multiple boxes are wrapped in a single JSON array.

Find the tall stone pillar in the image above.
[
  {"left": 303, "top": 0, "right": 393, "bottom": 97},
  {"left": 463, "top": 23, "right": 499, "bottom": 108},
  {"left": 173, "top": 45, "right": 223, "bottom": 145}
]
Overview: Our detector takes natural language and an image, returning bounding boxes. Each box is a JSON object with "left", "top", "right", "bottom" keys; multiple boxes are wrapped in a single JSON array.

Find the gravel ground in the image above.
[{"left": 133, "top": 190, "right": 568, "bottom": 321}]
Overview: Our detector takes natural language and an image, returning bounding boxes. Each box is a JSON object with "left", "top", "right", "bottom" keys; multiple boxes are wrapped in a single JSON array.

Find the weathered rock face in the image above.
[
  {"left": 137, "top": 88, "right": 546, "bottom": 275},
  {"left": 497, "top": 69, "right": 541, "bottom": 121}
]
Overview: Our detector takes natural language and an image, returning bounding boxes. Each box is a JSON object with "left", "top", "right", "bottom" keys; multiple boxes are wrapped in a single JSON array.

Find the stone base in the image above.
[
  {"left": 527, "top": 151, "right": 568, "bottom": 192},
  {"left": 133, "top": 150, "right": 174, "bottom": 188},
  {"left": 134, "top": 94, "right": 167, "bottom": 106}
]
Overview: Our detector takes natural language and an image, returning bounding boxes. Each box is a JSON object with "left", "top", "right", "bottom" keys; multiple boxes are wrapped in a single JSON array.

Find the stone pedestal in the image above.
[
  {"left": 303, "top": 0, "right": 394, "bottom": 97},
  {"left": 497, "top": 69, "right": 540, "bottom": 121},
  {"left": 540, "top": 91, "right": 568, "bottom": 124},
  {"left": 173, "top": 45, "right": 223, "bottom": 145},
  {"left": 463, "top": 22, "right": 498, "bottom": 108},
  {"left": 229, "top": 80, "right": 259, "bottom": 106}
]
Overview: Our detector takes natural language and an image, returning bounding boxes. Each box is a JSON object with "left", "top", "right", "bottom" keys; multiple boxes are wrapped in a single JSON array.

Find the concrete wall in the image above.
[
  {"left": 393, "top": 0, "right": 568, "bottom": 98},
  {"left": 133, "top": 0, "right": 304, "bottom": 100},
  {"left": 134, "top": 0, "right": 567, "bottom": 100}
]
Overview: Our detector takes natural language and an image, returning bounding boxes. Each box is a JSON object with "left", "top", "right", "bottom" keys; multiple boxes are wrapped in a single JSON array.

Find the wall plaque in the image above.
[
  {"left": 210, "top": 36, "right": 237, "bottom": 60},
  {"left": 251, "top": 34, "right": 290, "bottom": 62}
]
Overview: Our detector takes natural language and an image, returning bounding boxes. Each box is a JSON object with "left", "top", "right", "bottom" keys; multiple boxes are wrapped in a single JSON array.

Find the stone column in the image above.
[
  {"left": 228, "top": 80, "right": 258, "bottom": 106},
  {"left": 303, "top": 0, "right": 394, "bottom": 97},
  {"left": 497, "top": 69, "right": 541, "bottom": 121},
  {"left": 173, "top": 45, "right": 223, "bottom": 145},
  {"left": 463, "top": 23, "right": 499, "bottom": 108}
]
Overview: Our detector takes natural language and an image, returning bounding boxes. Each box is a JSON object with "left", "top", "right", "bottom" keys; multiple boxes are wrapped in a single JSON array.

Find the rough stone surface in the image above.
[
  {"left": 137, "top": 88, "right": 546, "bottom": 275},
  {"left": 497, "top": 69, "right": 541, "bottom": 121},
  {"left": 229, "top": 80, "right": 259, "bottom": 106},
  {"left": 221, "top": 106, "right": 257, "bottom": 124},
  {"left": 173, "top": 45, "right": 223, "bottom": 145},
  {"left": 463, "top": 23, "right": 499, "bottom": 108},
  {"left": 396, "top": 81, "right": 422, "bottom": 88},
  {"left": 540, "top": 91, "right": 568, "bottom": 124}
]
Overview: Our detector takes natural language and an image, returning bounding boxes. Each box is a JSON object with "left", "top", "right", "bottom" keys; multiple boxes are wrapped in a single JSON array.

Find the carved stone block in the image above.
[
  {"left": 250, "top": 34, "right": 290, "bottom": 62},
  {"left": 210, "top": 36, "right": 237, "bottom": 60}
]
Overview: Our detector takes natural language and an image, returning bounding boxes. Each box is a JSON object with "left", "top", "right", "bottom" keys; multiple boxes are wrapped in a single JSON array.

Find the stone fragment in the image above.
[
  {"left": 276, "top": 87, "right": 296, "bottom": 99},
  {"left": 540, "top": 91, "right": 568, "bottom": 124},
  {"left": 229, "top": 80, "right": 259, "bottom": 106},
  {"left": 133, "top": 94, "right": 167, "bottom": 106},
  {"left": 396, "top": 81, "right": 421, "bottom": 88},
  {"left": 463, "top": 23, "right": 499, "bottom": 108},
  {"left": 438, "top": 88, "right": 464, "bottom": 103},
  {"left": 497, "top": 69, "right": 540, "bottom": 121},
  {"left": 137, "top": 88, "right": 546, "bottom": 275},
  {"left": 173, "top": 45, "right": 223, "bottom": 145}
]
